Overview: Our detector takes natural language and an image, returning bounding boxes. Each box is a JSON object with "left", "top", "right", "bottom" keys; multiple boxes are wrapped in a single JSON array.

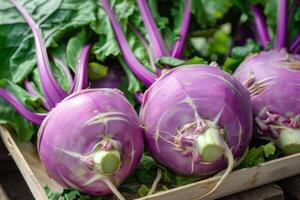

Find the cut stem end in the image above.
[
  {"left": 196, "top": 128, "right": 225, "bottom": 163},
  {"left": 278, "top": 128, "right": 300, "bottom": 155},
  {"left": 93, "top": 150, "right": 121, "bottom": 175}
]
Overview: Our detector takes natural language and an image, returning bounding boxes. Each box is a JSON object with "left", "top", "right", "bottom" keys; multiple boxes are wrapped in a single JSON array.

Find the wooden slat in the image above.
[
  {"left": 1, "top": 125, "right": 300, "bottom": 200},
  {"left": 0, "top": 184, "right": 9, "bottom": 200},
  {"left": 139, "top": 151, "right": 300, "bottom": 200},
  {"left": 278, "top": 176, "right": 300, "bottom": 199},
  {"left": 220, "top": 184, "right": 284, "bottom": 200},
  {"left": 0, "top": 126, "right": 61, "bottom": 200}
]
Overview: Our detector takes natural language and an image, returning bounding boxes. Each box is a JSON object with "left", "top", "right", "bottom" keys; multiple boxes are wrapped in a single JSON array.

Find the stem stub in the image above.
[
  {"left": 196, "top": 127, "right": 225, "bottom": 163},
  {"left": 278, "top": 128, "right": 300, "bottom": 155},
  {"left": 93, "top": 150, "right": 121, "bottom": 175}
]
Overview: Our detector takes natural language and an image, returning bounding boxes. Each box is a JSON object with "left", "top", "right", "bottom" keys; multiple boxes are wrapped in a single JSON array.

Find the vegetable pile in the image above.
[
  {"left": 233, "top": 0, "right": 300, "bottom": 155},
  {"left": 0, "top": 0, "right": 299, "bottom": 199},
  {"left": 1, "top": 0, "right": 144, "bottom": 198}
]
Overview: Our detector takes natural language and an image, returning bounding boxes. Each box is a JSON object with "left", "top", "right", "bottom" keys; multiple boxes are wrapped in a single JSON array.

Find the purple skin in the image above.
[
  {"left": 140, "top": 65, "right": 253, "bottom": 175},
  {"left": 235, "top": 0, "right": 300, "bottom": 154},
  {"left": 103, "top": 0, "right": 252, "bottom": 179},
  {"left": 1, "top": 1, "right": 144, "bottom": 198},
  {"left": 91, "top": 69, "right": 122, "bottom": 89},
  {"left": 234, "top": 50, "right": 300, "bottom": 154},
  {"left": 38, "top": 89, "right": 143, "bottom": 195}
]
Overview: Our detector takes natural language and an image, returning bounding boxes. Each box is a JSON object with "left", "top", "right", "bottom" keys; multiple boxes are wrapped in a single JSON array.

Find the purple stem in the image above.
[
  {"left": 101, "top": 0, "right": 156, "bottom": 87},
  {"left": 134, "top": 92, "right": 144, "bottom": 104},
  {"left": 24, "top": 80, "right": 39, "bottom": 97},
  {"left": 52, "top": 57, "right": 74, "bottom": 91},
  {"left": 0, "top": 89, "right": 46, "bottom": 125},
  {"left": 275, "top": 0, "right": 288, "bottom": 49},
  {"left": 69, "top": 44, "right": 92, "bottom": 93},
  {"left": 129, "top": 23, "right": 160, "bottom": 74},
  {"left": 251, "top": 5, "right": 271, "bottom": 49},
  {"left": 171, "top": 0, "right": 191, "bottom": 58},
  {"left": 289, "top": 0, "right": 298, "bottom": 25},
  {"left": 10, "top": 0, "right": 67, "bottom": 108},
  {"left": 24, "top": 80, "right": 51, "bottom": 110},
  {"left": 137, "top": 0, "right": 169, "bottom": 58},
  {"left": 290, "top": 34, "right": 300, "bottom": 53}
]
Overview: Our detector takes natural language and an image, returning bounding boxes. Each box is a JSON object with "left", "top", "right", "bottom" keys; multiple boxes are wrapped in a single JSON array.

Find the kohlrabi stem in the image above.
[
  {"left": 24, "top": 80, "right": 39, "bottom": 97},
  {"left": 137, "top": 0, "right": 169, "bottom": 58},
  {"left": 289, "top": 0, "right": 298, "bottom": 25},
  {"left": 93, "top": 150, "right": 121, "bottom": 175},
  {"left": 134, "top": 92, "right": 144, "bottom": 104},
  {"left": 196, "top": 128, "right": 225, "bottom": 162},
  {"left": 0, "top": 89, "right": 46, "bottom": 125},
  {"left": 52, "top": 57, "right": 74, "bottom": 91},
  {"left": 129, "top": 23, "right": 158, "bottom": 74},
  {"left": 290, "top": 34, "right": 300, "bottom": 53},
  {"left": 24, "top": 80, "right": 51, "bottom": 110},
  {"left": 101, "top": 0, "right": 156, "bottom": 87},
  {"left": 147, "top": 168, "right": 162, "bottom": 196},
  {"left": 103, "top": 177, "right": 125, "bottom": 200},
  {"left": 199, "top": 143, "right": 234, "bottom": 199},
  {"left": 171, "top": 0, "right": 191, "bottom": 58},
  {"left": 10, "top": 0, "right": 67, "bottom": 108},
  {"left": 251, "top": 5, "right": 271, "bottom": 49},
  {"left": 275, "top": 0, "right": 288, "bottom": 49},
  {"left": 277, "top": 128, "right": 300, "bottom": 155},
  {"left": 70, "top": 44, "right": 92, "bottom": 93}
]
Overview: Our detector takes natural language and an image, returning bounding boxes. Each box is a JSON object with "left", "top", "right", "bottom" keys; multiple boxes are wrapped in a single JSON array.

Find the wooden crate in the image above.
[{"left": 1, "top": 125, "right": 300, "bottom": 200}]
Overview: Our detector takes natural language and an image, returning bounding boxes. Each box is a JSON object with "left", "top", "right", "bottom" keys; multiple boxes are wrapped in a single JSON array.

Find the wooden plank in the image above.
[
  {"left": 220, "top": 184, "right": 284, "bottom": 200},
  {"left": 0, "top": 184, "right": 9, "bottom": 200},
  {"left": 138, "top": 150, "right": 300, "bottom": 200},
  {"left": 278, "top": 175, "right": 300, "bottom": 199},
  {"left": 0, "top": 126, "right": 61, "bottom": 200},
  {"left": 1, "top": 125, "right": 300, "bottom": 200}
]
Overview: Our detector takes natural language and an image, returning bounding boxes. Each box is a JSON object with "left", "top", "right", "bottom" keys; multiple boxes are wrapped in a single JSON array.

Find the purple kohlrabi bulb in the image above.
[
  {"left": 38, "top": 89, "right": 144, "bottom": 195},
  {"left": 140, "top": 65, "right": 253, "bottom": 176},
  {"left": 234, "top": 49, "right": 300, "bottom": 154}
]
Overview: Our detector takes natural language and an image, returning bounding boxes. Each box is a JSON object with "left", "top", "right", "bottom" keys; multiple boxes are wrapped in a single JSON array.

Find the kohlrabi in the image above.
[
  {"left": 0, "top": 1, "right": 144, "bottom": 198},
  {"left": 102, "top": 0, "right": 253, "bottom": 196},
  {"left": 233, "top": 0, "right": 300, "bottom": 155}
]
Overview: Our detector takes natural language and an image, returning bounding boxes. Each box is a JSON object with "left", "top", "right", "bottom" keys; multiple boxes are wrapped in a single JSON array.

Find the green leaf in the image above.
[
  {"left": 231, "top": 39, "right": 261, "bottom": 59},
  {"left": 139, "top": 154, "right": 157, "bottom": 170},
  {"left": 0, "top": 99, "right": 35, "bottom": 142},
  {"left": 238, "top": 146, "right": 265, "bottom": 168},
  {"left": 66, "top": 28, "right": 90, "bottom": 72},
  {"left": 161, "top": 185, "right": 168, "bottom": 192},
  {"left": 238, "top": 142, "right": 277, "bottom": 168},
  {"left": 156, "top": 57, "right": 186, "bottom": 67},
  {"left": 223, "top": 39, "right": 261, "bottom": 73},
  {"left": 223, "top": 57, "right": 241, "bottom": 74},
  {"left": 88, "top": 63, "right": 109, "bottom": 81},
  {"left": 263, "top": 142, "right": 276, "bottom": 158},
  {"left": 0, "top": 79, "right": 43, "bottom": 111},
  {"left": 183, "top": 57, "right": 207, "bottom": 65},
  {"left": 45, "top": 186, "right": 105, "bottom": 200},
  {"left": 0, "top": 79, "right": 44, "bottom": 141},
  {"left": 191, "top": 0, "right": 233, "bottom": 28},
  {"left": 136, "top": 165, "right": 157, "bottom": 184},
  {"left": 175, "top": 175, "right": 200, "bottom": 186},
  {"left": 138, "top": 185, "right": 150, "bottom": 198},
  {"left": 44, "top": 185, "right": 60, "bottom": 200},
  {"left": 119, "top": 58, "right": 142, "bottom": 93},
  {"left": 92, "top": 0, "right": 135, "bottom": 61},
  {"left": 190, "top": 0, "right": 208, "bottom": 28},
  {"left": 156, "top": 56, "right": 207, "bottom": 68},
  {"left": 0, "top": 0, "right": 97, "bottom": 83},
  {"left": 135, "top": 154, "right": 158, "bottom": 184}
]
